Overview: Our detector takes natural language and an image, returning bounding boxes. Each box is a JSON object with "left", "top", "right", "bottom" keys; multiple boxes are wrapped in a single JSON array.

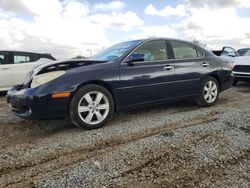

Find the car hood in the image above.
[
  {"left": 233, "top": 56, "right": 250, "bottom": 65},
  {"left": 33, "top": 59, "right": 108, "bottom": 75},
  {"left": 23, "top": 59, "right": 108, "bottom": 86}
]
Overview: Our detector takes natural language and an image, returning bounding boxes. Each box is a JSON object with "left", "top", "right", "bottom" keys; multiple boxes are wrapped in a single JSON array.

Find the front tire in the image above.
[
  {"left": 196, "top": 77, "right": 219, "bottom": 107},
  {"left": 70, "top": 84, "right": 114, "bottom": 129}
]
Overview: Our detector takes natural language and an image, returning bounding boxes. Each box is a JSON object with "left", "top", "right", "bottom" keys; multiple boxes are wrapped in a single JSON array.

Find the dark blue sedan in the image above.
[{"left": 7, "top": 38, "right": 234, "bottom": 129}]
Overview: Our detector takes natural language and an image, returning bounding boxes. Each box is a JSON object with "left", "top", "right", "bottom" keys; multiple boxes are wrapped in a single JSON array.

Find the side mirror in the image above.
[{"left": 125, "top": 53, "right": 145, "bottom": 64}]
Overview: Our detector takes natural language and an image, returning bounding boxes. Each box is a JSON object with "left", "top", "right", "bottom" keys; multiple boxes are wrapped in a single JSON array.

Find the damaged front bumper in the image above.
[{"left": 6, "top": 85, "right": 70, "bottom": 119}]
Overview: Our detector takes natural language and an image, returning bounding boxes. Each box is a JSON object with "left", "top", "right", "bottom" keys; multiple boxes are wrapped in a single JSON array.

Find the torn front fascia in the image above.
[{"left": 23, "top": 60, "right": 107, "bottom": 87}]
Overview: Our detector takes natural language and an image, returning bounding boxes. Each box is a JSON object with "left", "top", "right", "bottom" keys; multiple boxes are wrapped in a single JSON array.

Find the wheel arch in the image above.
[
  {"left": 209, "top": 73, "right": 222, "bottom": 92},
  {"left": 70, "top": 80, "right": 118, "bottom": 112}
]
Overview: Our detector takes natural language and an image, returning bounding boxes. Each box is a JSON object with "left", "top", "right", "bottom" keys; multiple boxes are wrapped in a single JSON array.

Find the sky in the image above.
[{"left": 0, "top": 0, "right": 250, "bottom": 59}]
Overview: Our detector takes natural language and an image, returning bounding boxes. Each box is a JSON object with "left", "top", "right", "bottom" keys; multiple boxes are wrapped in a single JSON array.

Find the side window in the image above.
[
  {"left": 196, "top": 48, "right": 204, "bottom": 57},
  {"left": 132, "top": 40, "right": 169, "bottom": 62},
  {"left": 245, "top": 50, "right": 250, "bottom": 56},
  {"left": 171, "top": 41, "right": 199, "bottom": 59},
  {"left": 30, "top": 54, "right": 39, "bottom": 61},
  {"left": 0, "top": 54, "right": 4, "bottom": 65},
  {"left": 14, "top": 54, "right": 31, "bottom": 64},
  {"left": 0, "top": 52, "right": 10, "bottom": 65}
]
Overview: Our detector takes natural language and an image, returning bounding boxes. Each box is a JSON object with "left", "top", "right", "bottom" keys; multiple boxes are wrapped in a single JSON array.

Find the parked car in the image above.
[
  {"left": 245, "top": 50, "right": 250, "bottom": 56},
  {"left": 233, "top": 57, "right": 250, "bottom": 85},
  {"left": 0, "top": 51, "right": 56, "bottom": 91},
  {"left": 212, "top": 46, "right": 239, "bottom": 62},
  {"left": 212, "top": 46, "right": 250, "bottom": 85},
  {"left": 7, "top": 38, "right": 234, "bottom": 129},
  {"left": 237, "top": 48, "right": 250, "bottom": 56}
]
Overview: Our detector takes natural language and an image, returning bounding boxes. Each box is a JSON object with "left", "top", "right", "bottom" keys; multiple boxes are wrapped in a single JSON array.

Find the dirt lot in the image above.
[{"left": 0, "top": 83, "right": 250, "bottom": 188}]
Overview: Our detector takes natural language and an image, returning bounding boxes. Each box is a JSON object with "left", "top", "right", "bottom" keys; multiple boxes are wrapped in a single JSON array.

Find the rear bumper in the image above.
[{"left": 6, "top": 86, "right": 70, "bottom": 119}]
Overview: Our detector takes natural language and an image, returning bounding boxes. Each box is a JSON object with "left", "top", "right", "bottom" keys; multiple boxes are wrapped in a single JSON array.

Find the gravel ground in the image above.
[{"left": 0, "top": 83, "right": 250, "bottom": 188}]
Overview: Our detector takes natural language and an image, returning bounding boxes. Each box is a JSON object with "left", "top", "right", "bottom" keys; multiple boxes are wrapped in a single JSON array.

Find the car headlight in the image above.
[{"left": 31, "top": 71, "right": 65, "bottom": 88}]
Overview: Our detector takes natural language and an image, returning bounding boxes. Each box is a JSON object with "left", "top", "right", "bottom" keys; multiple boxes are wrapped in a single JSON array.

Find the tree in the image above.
[
  {"left": 193, "top": 39, "right": 207, "bottom": 48},
  {"left": 72, "top": 55, "right": 87, "bottom": 59}
]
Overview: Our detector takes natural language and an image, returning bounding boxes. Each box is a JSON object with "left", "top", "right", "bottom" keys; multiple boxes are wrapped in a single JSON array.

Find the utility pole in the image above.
[{"left": 87, "top": 49, "right": 92, "bottom": 57}]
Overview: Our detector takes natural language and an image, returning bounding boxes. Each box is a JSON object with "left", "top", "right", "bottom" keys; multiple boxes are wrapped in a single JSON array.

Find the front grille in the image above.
[{"left": 233, "top": 65, "right": 250, "bottom": 73}]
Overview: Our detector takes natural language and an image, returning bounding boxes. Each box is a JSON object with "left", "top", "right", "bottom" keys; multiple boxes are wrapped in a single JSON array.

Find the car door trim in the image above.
[{"left": 116, "top": 78, "right": 200, "bottom": 90}]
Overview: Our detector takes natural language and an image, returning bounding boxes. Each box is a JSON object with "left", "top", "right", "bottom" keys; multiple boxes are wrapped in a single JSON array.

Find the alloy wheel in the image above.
[
  {"left": 203, "top": 80, "right": 218, "bottom": 103},
  {"left": 78, "top": 91, "right": 109, "bottom": 125}
]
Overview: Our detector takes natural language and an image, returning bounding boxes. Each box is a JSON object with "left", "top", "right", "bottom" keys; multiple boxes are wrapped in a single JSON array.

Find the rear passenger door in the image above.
[
  {"left": 10, "top": 52, "right": 44, "bottom": 85},
  {"left": 169, "top": 40, "right": 211, "bottom": 96},
  {"left": 0, "top": 52, "right": 12, "bottom": 90}
]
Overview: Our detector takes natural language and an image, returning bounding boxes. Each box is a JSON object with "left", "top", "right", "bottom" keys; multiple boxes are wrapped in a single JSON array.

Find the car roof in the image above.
[
  {"left": 0, "top": 50, "right": 52, "bottom": 55},
  {"left": 139, "top": 37, "right": 192, "bottom": 43},
  {"left": 124, "top": 37, "right": 197, "bottom": 44},
  {"left": 132, "top": 37, "right": 205, "bottom": 50}
]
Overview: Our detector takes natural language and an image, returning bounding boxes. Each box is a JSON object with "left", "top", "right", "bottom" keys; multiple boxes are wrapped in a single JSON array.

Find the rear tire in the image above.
[
  {"left": 70, "top": 84, "right": 114, "bottom": 129},
  {"left": 196, "top": 77, "right": 219, "bottom": 107}
]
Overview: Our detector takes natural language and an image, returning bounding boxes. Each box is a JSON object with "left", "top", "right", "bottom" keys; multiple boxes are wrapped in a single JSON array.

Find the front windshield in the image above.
[
  {"left": 245, "top": 50, "right": 250, "bottom": 56},
  {"left": 92, "top": 40, "right": 141, "bottom": 61}
]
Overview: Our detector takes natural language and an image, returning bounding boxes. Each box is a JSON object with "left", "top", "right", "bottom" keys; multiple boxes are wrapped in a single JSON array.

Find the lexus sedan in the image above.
[{"left": 7, "top": 38, "right": 234, "bottom": 129}]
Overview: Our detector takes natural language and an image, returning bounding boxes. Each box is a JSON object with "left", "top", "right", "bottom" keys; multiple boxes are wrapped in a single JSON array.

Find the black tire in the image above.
[
  {"left": 70, "top": 84, "right": 114, "bottom": 129},
  {"left": 233, "top": 80, "right": 238, "bottom": 86},
  {"left": 196, "top": 77, "right": 219, "bottom": 107}
]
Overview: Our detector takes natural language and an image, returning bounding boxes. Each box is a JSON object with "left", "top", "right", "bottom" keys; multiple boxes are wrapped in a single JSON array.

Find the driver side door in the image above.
[{"left": 119, "top": 40, "right": 176, "bottom": 108}]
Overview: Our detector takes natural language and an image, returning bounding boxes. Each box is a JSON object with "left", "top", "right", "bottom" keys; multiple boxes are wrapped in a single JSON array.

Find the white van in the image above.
[{"left": 0, "top": 51, "right": 56, "bottom": 91}]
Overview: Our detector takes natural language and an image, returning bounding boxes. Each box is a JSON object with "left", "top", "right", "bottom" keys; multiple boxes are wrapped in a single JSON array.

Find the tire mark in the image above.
[{"left": 1, "top": 112, "right": 219, "bottom": 187}]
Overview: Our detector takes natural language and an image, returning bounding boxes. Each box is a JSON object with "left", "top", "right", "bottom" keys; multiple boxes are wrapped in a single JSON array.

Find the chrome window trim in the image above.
[{"left": 122, "top": 39, "right": 205, "bottom": 64}]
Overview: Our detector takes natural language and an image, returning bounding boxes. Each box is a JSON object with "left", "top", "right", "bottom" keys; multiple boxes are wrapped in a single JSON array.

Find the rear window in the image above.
[
  {"left": 14, "top": 55, "right": 31, "bottom": 64},
  {"left": 13, "top": 53, "right": 40, "bottom": 64},
  {"left": 196, "top": 48, "right": 204, "bottom": 57},
  {"left": 170, "top": 41, "right": 202, "bottom": 59}
]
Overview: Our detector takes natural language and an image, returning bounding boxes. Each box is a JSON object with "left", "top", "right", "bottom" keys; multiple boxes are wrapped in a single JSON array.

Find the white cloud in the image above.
[
  {"left": 22, "top": 0, "right": 63, "bottom": 17},
  {"left": 125, "top": 25, "right": 177, "bottom": 40},
  {"left": 93, "top": 1, "right": 126, "bottom": 11},
  {"left": 89, "top": 12, "right": 143, "bottom": 31},
  {"left": 0, "top": 0, "right": 142, "bottom": 58},
  {"left": 0, "top": 0, "right": 249, "bottom": 58},
  {"left": 0, "top": 0, "right": 29, "bottom": 13},
  {"left": 62, "top": 1, "right": 90, "bottom": 19},
  {"left": 239, "top": 0, "right": 250, "bottom": 8},
  {"left": 187, "top": 0, "right": 250, "bottom": 9},
  {"left": 180, "top": 7, "right": 250, "bottom": 49},
  {"left": 145, "top": 4, "right": 186, "bottom": 17}
]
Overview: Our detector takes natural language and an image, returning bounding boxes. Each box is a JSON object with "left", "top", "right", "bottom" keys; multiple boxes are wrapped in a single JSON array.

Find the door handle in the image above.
[
  {"left": 1, "top": 67, "right": 9, "bottom": 70},
  {"left": 164, "top": 65, "right": 174, "bottom": 70},
  {"left": 202, "top": 62, "right": 210, "bottom": 67}
]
